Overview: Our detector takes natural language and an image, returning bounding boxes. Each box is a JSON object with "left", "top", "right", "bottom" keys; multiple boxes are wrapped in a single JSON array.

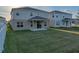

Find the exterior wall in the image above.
[
  {"left": 10, "top": 20, "right": 30, "bottom": 30},
  {"left": 11, "top": 8, "right": 49, "bottom": 20},
  {"left": 10, "top": 7, "right": 49, "bottom": 31},
  {"left": 43, "top": 20, "right": 49, "bottom": 29},
  {"left": 49, "top": 12, "right": 72, "bottom": 27}
]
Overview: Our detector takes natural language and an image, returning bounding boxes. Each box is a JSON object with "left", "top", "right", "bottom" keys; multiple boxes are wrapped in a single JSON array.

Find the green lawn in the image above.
[{"left": 4, "top": 24, "right": 79, "bottom": 53}]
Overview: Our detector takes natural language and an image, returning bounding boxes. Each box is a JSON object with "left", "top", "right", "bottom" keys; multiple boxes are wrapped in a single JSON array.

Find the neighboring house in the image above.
[
  {"left": 71, "top": 19, "right": 79, "bottom": 27},
  {"left": 10, "top": 7, "right": 49, "bottom": 31},
  {"left": 63, "top": 10, "right": 79, "bottom": 26},
  {"left": 49, "top": 11, "right": 73, "bottom": 27}
]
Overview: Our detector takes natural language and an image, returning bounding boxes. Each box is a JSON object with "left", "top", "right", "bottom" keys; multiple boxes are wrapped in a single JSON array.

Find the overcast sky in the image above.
[{"left": 0, "top": 6, "right": 79, "bottom": 21}]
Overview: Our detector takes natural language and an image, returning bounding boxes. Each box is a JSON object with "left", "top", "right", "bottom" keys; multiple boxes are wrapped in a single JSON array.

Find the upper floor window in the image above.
[
  {"left": 16, "top": 13, "right": 19, "bottom": 16},
  {"left": 30, "top": 12, "right": 33, "bottom": 16},
  {"left": 56, "top": 16, "right": 58, "bottom": 18},
  {"left": 38, "top": 13, "right": 39, "bottom": 16},
  {"left": 52, "top": 16, "right": 54, "bottom": 18}
]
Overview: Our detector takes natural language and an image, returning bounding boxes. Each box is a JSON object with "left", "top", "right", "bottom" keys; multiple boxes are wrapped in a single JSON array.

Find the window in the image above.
[
  {"left": 30, "top": 21, "right": 33, "bottom": 27},
  {"left": 77, "top": 13, "right": 79, "bottom": 14},
  {"left": 30, "top": 12, "right": 33, "bottom": 16},
  {"left": 17, "top": 22, "right": 19, "bottom": 24},
  {"left": 31, "top": 24, "right": 33, "bottom": 27},
  {"left": 17, "top": 25, "right": 20, "bottom": 27},
  {"left": 21, "top": 25, "right": 23, "bottom": 27},
  {"left": 63, "top": 16, "right": 64, "bottom": 18},
  {"left": 38, "top": 13, "right": 39, "bottom": 16},
  {"left": 56, "top": 16, "right": 58, "bottom": 18},
  {"left": 17, "top": 22, "right": 23, "bottom": 27},
  {"left": 72, "top": 21, "right": 75, "bottom": 23},
  {"left": 62, "top": 21, "right": 65, "bottom": 25},
  {"left": 21, "top": 22, "right": 23, "bottom": 27},
  {"left": 52, "top": 16, "right": 54, "bottom": 18},
  {"left": 56, "top": 21, "right": 60, "bottom": 25},
  {"left": 16, "top": 13, "right": 19, "bottom": 16},
  {"left": 44, "top": 22, "right": 47, "bottom": 26}
]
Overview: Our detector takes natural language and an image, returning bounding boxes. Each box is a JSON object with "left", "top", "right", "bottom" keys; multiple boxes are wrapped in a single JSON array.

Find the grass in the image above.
[{"left": 3, "top": 24, "right": 79, "bottom": 53}]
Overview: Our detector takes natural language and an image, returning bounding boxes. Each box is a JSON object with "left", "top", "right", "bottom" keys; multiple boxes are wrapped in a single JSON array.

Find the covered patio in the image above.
[
  {"left": 62, "top": 18, "right": 72, "bottom": 27},
  {"left": 28, "top": 16, "right": 49, "bottom": 31}
]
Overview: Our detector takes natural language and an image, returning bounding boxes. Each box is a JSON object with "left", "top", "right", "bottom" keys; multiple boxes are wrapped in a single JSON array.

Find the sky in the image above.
[
  {"left": 0, "top": 6, "right": 79, "bottom": 21},
  {"left": 50, "top": 6, "right": 79, "bottom": 11}
]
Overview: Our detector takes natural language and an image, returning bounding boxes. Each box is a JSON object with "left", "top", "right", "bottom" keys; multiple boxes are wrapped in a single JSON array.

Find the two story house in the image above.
[
  {"left": 10, "top": 7, "right": 49, "bottom": 31},
  {"left": 49, "top": 11, "right": 72, "bottom": 27}
]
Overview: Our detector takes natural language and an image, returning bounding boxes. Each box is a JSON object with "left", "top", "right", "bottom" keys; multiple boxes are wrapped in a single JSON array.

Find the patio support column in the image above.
[{"left": 32, "top": 20, "right": 35, "bottom": 29}]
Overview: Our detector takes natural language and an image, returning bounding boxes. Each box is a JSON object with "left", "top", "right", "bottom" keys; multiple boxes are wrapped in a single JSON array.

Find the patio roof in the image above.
[
  {"left": 62, "top": 18, "right": 73, "bottom": 22},
  {"left": 62, "top": 18, "right": 72, "bottom": 20},
  {"left": 29, "top": 16, "right": 48, "bottom": 21}
]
